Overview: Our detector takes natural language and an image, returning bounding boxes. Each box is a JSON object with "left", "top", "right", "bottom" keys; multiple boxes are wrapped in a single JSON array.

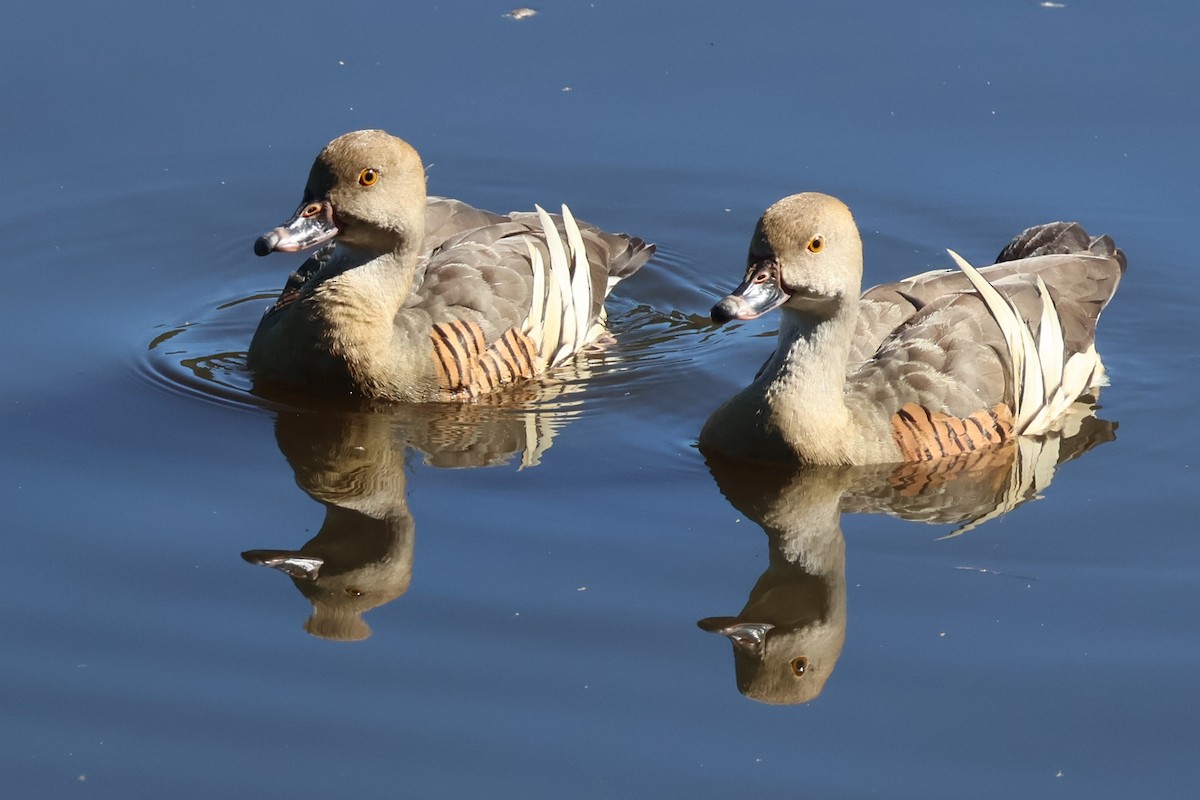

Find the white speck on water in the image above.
[
  {"left": 1056, "top": 770, "right": 1065, "bottom": 777},
  {"left": 561, "top": 86, "right": 572, "bottom": 92},
  {"left": 577, "top": 586, "right": 587, "bottom": 592},
  {"left": 506, "top": 8, "right": 537, "bottom": 20},
  {"left": 1041, "top": 2, "right": 1066, "bottom": 8},
  {"left": 338, "top": 60, "right": 345, "bottom": 65}
]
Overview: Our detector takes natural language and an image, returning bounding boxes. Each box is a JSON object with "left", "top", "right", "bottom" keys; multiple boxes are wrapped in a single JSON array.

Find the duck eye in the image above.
[
  {"left": 358, "top": 168, "right": 379, "bottom": 187},
  {"left": 807, "top": 236, "right": 824, "bottom": 254},
  {"left": 789, "top": 656, "right": 809, "bottom": 676}
]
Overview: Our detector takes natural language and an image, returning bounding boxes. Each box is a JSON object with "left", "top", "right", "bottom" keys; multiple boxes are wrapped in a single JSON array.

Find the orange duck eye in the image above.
[
  {"left": 807, "top": 236, "right": 824, "bottom": 254},
  {"left": 358, "top": 168, "right": 380, "bottom": 186}
]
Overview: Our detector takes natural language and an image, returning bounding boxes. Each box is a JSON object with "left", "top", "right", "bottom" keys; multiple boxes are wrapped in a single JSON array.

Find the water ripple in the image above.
[
  {"left": 140, "top": 291, "right": 284, "bottom": 415},
  {"left": 138, "top": 242, "right": 734, "bottom": 425}
]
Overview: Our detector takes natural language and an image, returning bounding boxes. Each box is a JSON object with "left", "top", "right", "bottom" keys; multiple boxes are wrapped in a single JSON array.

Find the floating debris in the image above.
[
  {"left": 1040, "top": 2, "right": 1065, "bottom": 7},
  {"left": 954, "top": 565, "right": 1039, "bottom": 582},
  {"left": 505, "top": 7, "right": 537, "bottom": 20}
]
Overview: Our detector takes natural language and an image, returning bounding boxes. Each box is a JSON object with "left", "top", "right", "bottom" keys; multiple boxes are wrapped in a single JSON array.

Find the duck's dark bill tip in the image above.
[
  {"left": 711, "top": 296, "right": 762, "bottom": 324},
  {"left": 697, "top": 616, "right": 740, "bottom": 633},
  {"left": 254, "top": 231, "right": 281, "bottom": 257}
]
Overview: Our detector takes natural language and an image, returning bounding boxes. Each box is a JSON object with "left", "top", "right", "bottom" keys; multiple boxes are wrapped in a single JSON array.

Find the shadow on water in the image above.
[{"left": 697, "top": 406, "right": 1117, "bottom": 706}]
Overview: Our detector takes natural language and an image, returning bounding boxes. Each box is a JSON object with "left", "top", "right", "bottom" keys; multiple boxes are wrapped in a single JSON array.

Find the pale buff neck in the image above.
[
  {"left": 315, "top": 232, "right": 428, "bottom": 395},
  {"left": 760, "top": 301, "right": 863, "bottom": 465}
]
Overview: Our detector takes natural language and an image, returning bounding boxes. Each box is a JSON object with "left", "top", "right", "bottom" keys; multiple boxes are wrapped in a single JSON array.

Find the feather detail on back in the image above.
[
  {"left": 528, "top": 204, "right": 600, "bottom": 369},
  {"left": 947, "top": 250, "right": 1104, "bottom": 435},
  {"left": 562, "top": 206, "right": 594, "bottom": 360}
]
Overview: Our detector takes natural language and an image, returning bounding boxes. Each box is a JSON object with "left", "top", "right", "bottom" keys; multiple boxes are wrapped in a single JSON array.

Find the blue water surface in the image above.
[{"left": 3, "top": 1, "right": 1198, "bottom": 798}]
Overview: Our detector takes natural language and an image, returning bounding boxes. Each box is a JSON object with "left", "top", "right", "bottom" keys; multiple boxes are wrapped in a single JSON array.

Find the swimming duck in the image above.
[
  {"left": 249, "top": 129, "right": 653, "bottom": 401},
  {"left": 699, "top": 192, "right": 1125, "bottom": 465}
]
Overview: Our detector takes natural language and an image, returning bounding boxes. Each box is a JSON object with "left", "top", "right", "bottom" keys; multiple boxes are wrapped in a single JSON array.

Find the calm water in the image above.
[{"left": 4, "top": 1, "right": 1199, "bottom": 797}]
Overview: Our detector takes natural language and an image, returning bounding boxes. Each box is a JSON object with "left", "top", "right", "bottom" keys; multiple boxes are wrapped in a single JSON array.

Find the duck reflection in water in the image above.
[
  {"left": 242, "top": 394, "right": 572, "bottom": 641},
  {"left": 698, "top": 408, "right": 1115, "bottom": 705}
]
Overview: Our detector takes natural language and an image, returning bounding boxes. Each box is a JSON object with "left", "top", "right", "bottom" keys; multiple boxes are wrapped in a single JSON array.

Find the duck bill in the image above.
[
  {"left": 710, "top": 262, "right": 789, "bottom": 323},
  {"left": 241, "top": 549, "right": 324, "bottom": 580},
  {"left": 698, "top": 616, "right": 775, "bottom": 658},
  {"left": 253, "top": 200, "right": 339, "bottom": 256}
]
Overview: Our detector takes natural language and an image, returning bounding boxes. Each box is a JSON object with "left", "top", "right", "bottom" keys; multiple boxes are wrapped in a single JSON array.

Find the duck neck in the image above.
[
  {"left": 345, "top": 243, "right": 419, "bottom": 311},
  {"left": 760, "top": 300, "right": 860, "bottom": 464},
  {"left": 323, "top": 238, "right": 419, "bottom": 323},
  {"left": 317, "top": 222, "right": 425, "bottom": 391}
]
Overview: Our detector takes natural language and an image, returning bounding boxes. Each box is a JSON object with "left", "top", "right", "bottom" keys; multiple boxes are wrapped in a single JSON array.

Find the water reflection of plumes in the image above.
[
  {"left": 699, "top": 407, "right": 1116, "bottom": 705},
  {"left": 242, "top": 399, "right": 573, "bottom": 641}
]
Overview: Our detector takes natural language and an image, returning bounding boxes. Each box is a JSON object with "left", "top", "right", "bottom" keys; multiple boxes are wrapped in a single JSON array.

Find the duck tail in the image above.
[{"left": 997, "top": 221, "right": 1126, "bottom": 274}]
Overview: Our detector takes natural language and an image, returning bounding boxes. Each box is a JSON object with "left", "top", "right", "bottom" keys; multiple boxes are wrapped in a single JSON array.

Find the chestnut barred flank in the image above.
[
  {"left": 431, "top": 320, "right": 539, "bottom": 400},
  {"left": 891, "top": 402, "right": 1015, "bottom": 462}
]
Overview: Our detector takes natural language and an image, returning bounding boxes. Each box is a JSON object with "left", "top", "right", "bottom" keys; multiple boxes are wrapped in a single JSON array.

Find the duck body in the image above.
[
  {"left": 700, "top": 193, "right": 1125, "bottom": 465},
  {"left": 249, "top": 130, "right": 653, "bottom": 401}
]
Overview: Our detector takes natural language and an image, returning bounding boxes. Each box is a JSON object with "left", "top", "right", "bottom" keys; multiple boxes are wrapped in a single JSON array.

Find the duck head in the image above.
[
  {"left": 711, "top": 192, "right": 863, "bottom": 323},
  {"left": 254, "top": 129, "right": 427, "bottom": 257}
]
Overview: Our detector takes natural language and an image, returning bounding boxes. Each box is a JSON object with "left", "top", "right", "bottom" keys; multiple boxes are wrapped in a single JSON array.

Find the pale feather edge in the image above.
[
  {"left": 947, "top": 249, "right": 1045, "bottom": 433},
  {"left": 535, "top": 205, "right": 575, "bottom": 366},
  {"left": 560, "top": 204, "right": 593, "bottom": 357}
]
